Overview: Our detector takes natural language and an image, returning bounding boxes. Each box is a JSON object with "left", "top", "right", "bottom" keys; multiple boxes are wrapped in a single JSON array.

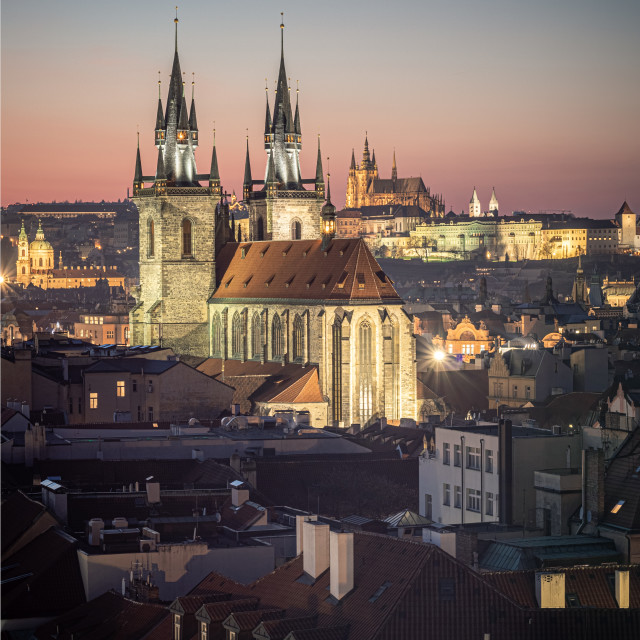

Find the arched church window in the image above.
[
  {"left": 291, "top": 220, "right": 301, "bottom": 240},
  {"left": 272, "top": 314, "right": 283, "bottom": 360},
  {"left": 390, "top": 318, "right": 401, "bottom": 420},
  {"left": 251, "top": 312, "right": 262, "bottom": 359},
  {"left": 39, "top": 258, "right": 43, "bottom": 267},
  {"left": 459, "top": 331, "right": 475, "bottom": 341},
  {"left": 292, "top": 314, "right": 304, "bottom": 361},
  {"left": 332, "top": 321, "right": 342, "bottom": 423},
  {"left": 182, "top": 218, "right": 193, "bottom": 257},
  {"left": 257, "top": 217, "right": 265, "bottom": 241},
  {"left": 147, "top": 219, "right": 155, "bottom": 258},
  {"left": 357, "top": 320, "right": 374, "bottom": 424},
  {"left": 211, "top": 312, "right": 221, "bottom": 356},
  {"left": 231, "top": 312, "right": 242, "bottom": 358}
]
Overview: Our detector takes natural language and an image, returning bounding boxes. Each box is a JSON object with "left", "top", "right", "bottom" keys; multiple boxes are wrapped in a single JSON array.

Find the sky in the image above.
[{"left": 2, "top": 0, "right": 639, "bottom": 217}]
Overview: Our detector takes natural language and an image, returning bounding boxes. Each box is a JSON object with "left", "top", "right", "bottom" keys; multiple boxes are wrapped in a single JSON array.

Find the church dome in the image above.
[{"left": 29, "top": 220, "right": 53, "bottom": 252}]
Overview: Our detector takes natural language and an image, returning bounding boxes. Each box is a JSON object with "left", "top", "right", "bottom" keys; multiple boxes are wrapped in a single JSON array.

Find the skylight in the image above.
[{"left": 611, "top": 500, "right": 625, "bottom": 514}]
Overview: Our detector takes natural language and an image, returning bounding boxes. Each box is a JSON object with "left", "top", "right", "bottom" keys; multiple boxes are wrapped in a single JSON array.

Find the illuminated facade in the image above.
[
  {"left": 432, "top": 315, "right": 495, "bottom": 357},
  {"left": 345, "top": 141, "right": 444, "bottom": 215}
]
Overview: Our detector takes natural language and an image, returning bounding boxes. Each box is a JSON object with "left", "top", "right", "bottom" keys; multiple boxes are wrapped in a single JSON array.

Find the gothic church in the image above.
[{"left": 130, "top": 17, "right": 417, "bottom": 425}]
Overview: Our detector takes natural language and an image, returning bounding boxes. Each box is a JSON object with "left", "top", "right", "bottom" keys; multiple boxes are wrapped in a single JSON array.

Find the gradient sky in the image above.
[{"left": 2, "top": 0, "right": 639, "bottom": 217}]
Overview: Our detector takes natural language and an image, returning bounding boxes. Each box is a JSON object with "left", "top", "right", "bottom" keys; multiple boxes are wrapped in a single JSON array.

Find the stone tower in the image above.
[
  {"left": 16, "top": 221, "right": 30, "bottom": 287},
  {"left": 245, "top": 18, "right": 324, "bottom": 241},
  {"left": 489, "top": 187, "right": 499, "bottom": 215},
  {"left": 469, "top": 187, "right": 481, "bottom": 217},
  {"left": 345, "top": 136, "right": 378, "bottom": 208},
  {"left": 129, "top": 14, "right": 226, "bottom": 355}
]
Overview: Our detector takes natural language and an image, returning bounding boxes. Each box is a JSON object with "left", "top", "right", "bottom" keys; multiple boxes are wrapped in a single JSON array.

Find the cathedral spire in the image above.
[
  {"left": 350, "top": 148, "right": 356, "bottom": 171},
  {"left": 362, "top": 133, "right": 371, "bottom": 167},
  {"left": 155, "top": 73, "right": 165, "bottom": 148},
  {"left": 134, "top": 131, "right": 143, "bottom": 193},
  {"left": 294, "top": 81, "right": 301, "bottom": 135},
  {"left": 264, "top": 80, "right": 272, "bottom": 134},
  {"left": 371, "top": 149, "right": 376, "bottom": 168},
  {"left": 209, "top": 129, "right": 221, "bottom": 194},
  {"left": 188, "top": 74, "right": 198, "bottom": 148},
  {"left": 155, "top": 145, "right": 166, "bottom": 181},
  {"left": 392, "top": 149, "right": 397, "bottom": 181},
  {"left": 174, "top": 6, "right": 179, "bottom": 52},
  {"left": 315, "top": 135, "right": 325, "bottom": 198},
  {"left": 243, "top": 137, "right": 253, "bottom": 201}
]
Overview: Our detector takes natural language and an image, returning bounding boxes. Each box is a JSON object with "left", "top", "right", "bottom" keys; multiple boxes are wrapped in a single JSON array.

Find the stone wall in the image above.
[{"left": 249, "top": 194, "right": 322, "bottom": 241}]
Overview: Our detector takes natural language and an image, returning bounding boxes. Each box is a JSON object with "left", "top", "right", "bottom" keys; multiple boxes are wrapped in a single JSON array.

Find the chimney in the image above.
[
  {"left": 499, "top": 419, "right": 513, "bottom": 524},
  {"left": 296, "top": 514, "right": 318, "bottom": 555},
  {"left": 302, "top": 520, "right": 330, "bottom": 579},
  {"left": 112, "top": 517, "right": 128, "bottom": 529},
  {"left": 230, "top": 480, "right": 249, "bottom": 508},
  {"left": 146, "top": 481, "right": 160, "bottom": 504},
  {"left": 535, "top": 571, "right": 565, "bottom": 608},
  {"left": 615, "top": 570, "right": 629, "bottom": 608},
  {"left": 21, "top": 402, "right": 30, "bottom": 420},
  {"left": 582, "top": 447, "right": 604, "bottom": 531},
  {"left": 329, "top": 530, "right": 354, "bottom": 600},
  {"left": 88, "top": 518, "right": 104, "bottom": 546}
]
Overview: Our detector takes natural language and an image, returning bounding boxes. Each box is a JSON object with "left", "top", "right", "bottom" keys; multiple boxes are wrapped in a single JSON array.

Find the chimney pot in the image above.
[{"left": 302, "top": 520, "right": 330, "bottom": 579}]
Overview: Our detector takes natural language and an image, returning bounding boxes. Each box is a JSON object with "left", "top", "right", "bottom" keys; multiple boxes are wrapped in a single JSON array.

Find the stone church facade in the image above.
[{"left": 130, "top": 17, "right": 418, "bottom": 424}]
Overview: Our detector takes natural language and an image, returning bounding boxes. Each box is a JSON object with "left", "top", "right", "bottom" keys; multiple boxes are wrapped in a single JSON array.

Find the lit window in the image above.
[
  {"left": 90, "top": 392, "right": 98, "bottom": 409},
  {"left": 611, "top": 500, "right": 625, "bottom": 514},
  {"left": 486, "top": 492, "right": 494, "bottom": 516},
  {"left": 116, "top": 381, "right": 126, "bottom": 397}
]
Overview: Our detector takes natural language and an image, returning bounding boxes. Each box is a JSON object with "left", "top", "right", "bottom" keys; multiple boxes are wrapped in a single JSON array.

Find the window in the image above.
[
  {"left": 272, "top": 314, "right": 283, "bottom": 359},
  {"left": 231, "top": 311, "right": 242, "bottom": 357},
  {"left": 466, "top": 446, "right": 481, "bottom": 470},
  {"left": 454, "top": 485, "right": 461, "bottom": 508},
  {"left": 291, "top": 219, "right": 302, "bottom": 240},
  {"left": 137, "top": 406, "right": 142, "bottom": 421},
  {"left": 486, "top": 492, "right": 494, "bottom": 516},
  {"left": 292, "top": 314, "right": 304, "bottom": 361},
  {"left": 443, "top": 442, "right": 450, "bottom": 465},
  {"left": 332, "top": 321, "right": 342, "bottom": 423},
  {"left": 147, "top": 380, "right": 153, "bottom": 393},
  {"left": 467, "top": 489, "right": 481, "bottom": 512},
  {"left": 390, "top": 320, "right": 401, "bottom": 420},
  {"left": 132, "top": 379, "right": 137, "bottom": 392},
  {"left": 147, "top": 219, "right": 154, "bottom": 257},
  {"left": 106, "top": 330, "right": 115, "bottom": 340},
  {"left": 200, "top": 621, "right": 208, "bottom": 640},
  {"left": 89, "top": 392, "right": 98, "bottom": 409},
  {"left": 525, "top": 385, "right": 531, "bottom": 399},
  {"left": 116, "top": 380, "right": 126, "bottom": 397},
  {"left": 148, "top": 406, "right": 154, "bottom": 421},
  {"left": 211, "top": 313, "right": 221, "bottom": 356},
  {"left": 485, "top": 449, "right": 494, "bottom": 473},
  {"left": 256, "top": 217, "right": 264, "bottom": 241},
  {"left": 174, "top": 614, "right": 181, "bottom": 639},
  {"left": 251, "top": 312, "right": 262, "bottom": 359},
  {"left": 443, "top": 483, "right": 451, "bottom": 506},
  {"left": 358, "top": 321, "right": 374, "bottom": 424},
  {"left": 513, "top": 385, "right": 518, "bottom": 398},
  {"left": 182, "top": 218, "right": 193, "bottom": 257},
  {"left": 453, "top": 444, "right": 461, "bottom": 467},
  {"left": 424, "top": 494, "right": 432, "bottom": 519}
]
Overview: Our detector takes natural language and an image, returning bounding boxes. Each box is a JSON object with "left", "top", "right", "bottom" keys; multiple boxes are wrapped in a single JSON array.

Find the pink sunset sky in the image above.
[{"left": 2, "top": 0, "right": 639, "bottom": 218}]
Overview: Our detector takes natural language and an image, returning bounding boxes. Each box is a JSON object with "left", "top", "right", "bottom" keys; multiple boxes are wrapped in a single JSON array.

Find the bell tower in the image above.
[
  {"left": 16, "top": 221, "right": 30, "bottom": 287},
  {"left": 129, "top": 12, "right": 223, "bottom": 356}
]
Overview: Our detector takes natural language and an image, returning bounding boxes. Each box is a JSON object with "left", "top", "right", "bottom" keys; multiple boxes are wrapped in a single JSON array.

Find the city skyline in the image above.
[{"left": 2, "top": 0, "right": 639, "bottom": 218}]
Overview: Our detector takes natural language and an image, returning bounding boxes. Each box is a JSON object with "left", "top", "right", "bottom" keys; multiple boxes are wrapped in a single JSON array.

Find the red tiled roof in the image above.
[
  {"left": 35, "top": 592, "right": 167, "bottom": 640},
  {"left": 213, "top": 239, "right": 401, "bottom": 303},
  {"left": 252, "top": 367, "right": 324, "bottom": 404},
  {"left": 219, "top": 497, "right": 267, "bottom": 531},
  {"left": 284, "top": 627, "right": 350, "bottom": 640},
  {"left": 224, "top": 608, "right": 284, "bottom": 631},
  {"left": 255, "top": 615, "right": 318, "bottom": 639},
  {"left": 198, "top": 597, "right": 259, "bottom": 621}
]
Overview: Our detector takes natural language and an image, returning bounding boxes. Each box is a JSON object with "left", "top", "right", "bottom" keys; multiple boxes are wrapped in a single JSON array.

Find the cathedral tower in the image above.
[
  {"left": 246, "top": 17, "right": 324, "bottom": 241},
  {"left": 469, "top": 187, "right": 481, "bottom": 217},
  {"left": 489, "top": 187, "right": 499, "bottom": 215},
  {"left": 130, "top": 14, "right": 223, "bottom": 355},
  {"left": 16, "top": 221, "right": 30, "bottom": 287}
]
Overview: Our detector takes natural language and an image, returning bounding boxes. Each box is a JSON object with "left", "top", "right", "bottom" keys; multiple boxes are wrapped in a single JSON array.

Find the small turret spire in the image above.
[
  {"left": 294, "top": 80, "right": 301, "bottom": 135},
  {"left": 350, "top": 148, "right": 356, "bottom": 171},
  {"left": 134, "top": 130, "right": 143, "bottom": 191},
  {"left": 174, "top": 6, "right": 179, "bottom": 52},
  {"left": 243, "top": 136, "right": 253, "bottom": 201},
  {"left": 315, "top": 135, "right": 324, "bottom": 182},
  {"left": 392, "top": 149, "right": 397, "bottom": 181},
  {"left": 155, "top": 145, "right": 166, "bottom": 181},
  {"left": 321, "top": 168, "right": 336, "bottom": 250},
  {"left": 209, "top": 129, "right": 221, "bottom": 194},
  {"left": 264, "top": 80, "right": 272, "bottom": 135},
  {"left": 19, "top": 220, "right": 27, "bottom": 241}
]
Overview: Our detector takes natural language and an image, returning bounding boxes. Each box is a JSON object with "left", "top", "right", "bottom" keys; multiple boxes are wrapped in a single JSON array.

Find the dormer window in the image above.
[{"left": 200, "top": 621, "right": 208, "bottom": 640}]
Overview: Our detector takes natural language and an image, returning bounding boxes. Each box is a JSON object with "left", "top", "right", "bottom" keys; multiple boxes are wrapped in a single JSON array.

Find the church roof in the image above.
[
  {"left": 252, "top": 367, "right": 324, "bottom": 404},
  {"left": 212, "top": 239, "right": 401, "bottom": 303},
  {"left": 368, "top": 177, "right": 427, "bottom": 195},
  {"left": 616, "top": 200, "right": 636, "bottom": 217}
]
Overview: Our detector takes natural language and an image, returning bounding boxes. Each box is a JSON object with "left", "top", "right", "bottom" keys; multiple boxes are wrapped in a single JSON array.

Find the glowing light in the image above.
[
  {"left": 433, "top": 350, "right": 445, "bottom": 361},
  {"left": 0, "top": 275, "right": 4, "bottom": 284},
  {"left": 611, "top": 500, "right": 625, "bottom": 514}
]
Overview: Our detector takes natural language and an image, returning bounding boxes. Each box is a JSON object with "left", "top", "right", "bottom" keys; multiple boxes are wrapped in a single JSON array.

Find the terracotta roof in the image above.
[
  {"left": 219, "top": 497, "right": 267, "bottom": 531},
  {"left": 212, "top": 239, "right": 401, "bottom": 303},
  {"left": 284, "top": 627, "right": 350, "bottom": 640},
  {"left": 35, "top": 591, "right": 167, "bottom": 640},
  {"left": 2, "top": 527, "right": 86, "bottom": 620},
  {"left": 252, "top": 367, "right": 324, "bottom": 404},
  {"left": 197, "top": 597, "right": 259, "bottom": 622},
  {"left": 255, "top": 615, "right": 318, "bottom": 639},
  {"left": 224, "top": 608, "right": 284, "bottom": 631}
]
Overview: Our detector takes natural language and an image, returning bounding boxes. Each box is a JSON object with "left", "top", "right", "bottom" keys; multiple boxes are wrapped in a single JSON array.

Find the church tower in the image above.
[
  {"left": 246, "top": 17, "right": 324, "bottom": 241},
  {"left": 16, "top": 221, "right": 30, "bottom": 287},
  {"left": 345, "top": 135, "right": 378, "bottom": 208},
  {"left": 129, "top": 13, "right": 223, "bottom": 355},
  {"left": 489, "top": 187, "right": 499, "bottom": 215},
  {"left": 469, "top": 187, "right": 481, "bottom": 217}
]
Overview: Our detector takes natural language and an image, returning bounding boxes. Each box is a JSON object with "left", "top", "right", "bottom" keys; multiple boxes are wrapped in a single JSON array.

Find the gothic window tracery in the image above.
[
  {"left": 251, "top": 312, "right": 262, "bottom": 359},
  {"left": 332, "top": 321, "right": 342, "bottom": 423},
  {"left": 292, "top": 314, "right": 304, "bottom": 361},
  {"left": 182, "top": 218, "right": 193, "bottom": 257},
  {"left": 272, "top": 314, "right": 283, "bottom": 360},
  {"left": 358, "top": 320, "right": 374, "bottom": 424},
  {"left": 390, "top": 317, "right": 401, "bottom": 420},
  {"left": 231, "top": 311, "right": 242, "bottom": 358},
  {"left": 211, "top": 312, "right": 221, "bottom": 356}
]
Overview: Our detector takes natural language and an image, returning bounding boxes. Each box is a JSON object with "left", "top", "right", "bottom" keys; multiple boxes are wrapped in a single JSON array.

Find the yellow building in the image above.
[{"left": 432, "top": 316, "right": 494, "bottom": 357}]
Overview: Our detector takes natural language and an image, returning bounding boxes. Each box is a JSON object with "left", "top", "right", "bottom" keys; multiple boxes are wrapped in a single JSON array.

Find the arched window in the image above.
[
  {"left": 22, "top": 267, "right": 26, "bottom": 274},
  {"left": 231, "top": 312, "right": 242, "bottom": 358},
  {"left": 390, "top": 319, "right": 401, "bottom": 420},
  {"left": 147, "top": 219, "right": 155, "bottom": 257},
  {"left": 257, "top": 217, "right": 264, "bottom": 241},
  {"left": 211, "top": 312, "right": 221, "bottom": 356},
  {"left": 332, "top": 321, "right": 342, "bottom": 423},
  {"left": 357, "top": 320, "right": 374, "bottom": 424},
  {"left": 272, "top": 314, "right": 283, "bottom": 360},
  {"left": 292, "top": 314, "right": 304, "bottom": 361},
  {"left": 21, "top": 250, "right": 25, "bottom": 257},
  {"left": 291, "top": 220, "right": 302, "bottom": 240},
  {"left": 182, "top": 218, "right": 193, "bottom": 257},
  {"left": 39, "top": 258, "right": 43, "bottom": 267},
  {"left": 251, "top": 312, "right": 262, "bottom": 359}
]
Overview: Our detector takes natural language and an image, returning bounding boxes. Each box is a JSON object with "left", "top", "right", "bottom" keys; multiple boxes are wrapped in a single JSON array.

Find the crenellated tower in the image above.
[
  {"left": 129, "top": 12, "right": 223, "bottom": 355},
  {"left": 246, "top": 16, "right": 324, "bottom": 241}
]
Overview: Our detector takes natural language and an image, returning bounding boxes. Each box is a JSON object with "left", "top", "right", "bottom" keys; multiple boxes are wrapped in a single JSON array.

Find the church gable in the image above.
[{"left": 212, "top": 239, "right": 401, "bottom": 303}]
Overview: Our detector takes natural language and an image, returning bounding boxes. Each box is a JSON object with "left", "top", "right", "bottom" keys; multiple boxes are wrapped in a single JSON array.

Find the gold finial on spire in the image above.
[
  {"left": 246, "top": 127, "right": 249, "bottom": 141},
  {"left": 213, "top": 124, "right": 216, "bottom": 144},
  {"left": 280, "top": 12, "right": 284, "bottom": 53},
  {"left": 288, "top": 76, "right": 291, "bottom": 94},
  {"left": 174, "top": 6, "right": 179, "bottom": 51},
  {"left": 158, "top": 71, "right": 162, "bottom": 98},
  {"left": 296, "top": 79, "right": 299, "bottom": 94},
  {"left": 191, "top": 72, "right": 195, "bottom": 100},
  {"left": 265, "top": 78, "right": 268, "bottom": 93},
  {"left": 137, "top": 126, "right": 140, "bottom": 147}
]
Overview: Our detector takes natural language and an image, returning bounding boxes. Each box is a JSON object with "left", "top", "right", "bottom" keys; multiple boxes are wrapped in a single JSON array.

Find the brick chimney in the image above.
[{"left": 329, "top": 531, "right": 354, "bottom": 600}]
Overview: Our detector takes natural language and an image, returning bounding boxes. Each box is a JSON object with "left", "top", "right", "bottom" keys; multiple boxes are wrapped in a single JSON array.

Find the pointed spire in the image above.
[
  {"left": 321, "top": 171, "right": 336, "bottom": 251},
  {"left": 273, "top": 13, "right": 294, "bottom": 133},
  {"left": 19, "top": 220, "right": 27, "bottom": 241},
  {"left": 189, "top": 73, "right": 198, "bottom": 132},
  {"left": 392, "top": 149, "right": 397, "bottom": 181},
  {"left": 178, "top": 79, "right": 189, "bottom": 131},
  {"left": 371, "top": 149, "right": 376, "bottom": 168},
  {"left": 315, "top": 135, "right": 324, "bottom": 182},
  {"left": 155, "top": 72, "right": 165, "bottom": 134},
  {"left": 155, "top": 146, "right": 166, "bottom": 181},
  {"left": 266, "top": 149, "right": 276, "bottom": 185},
  {"left": 362, "top": 133, "right": 371, "bottom": 167},
  {"left": 35, "top": 219, "right": 45, "bottom": 240},
  {"left": 294, "top": 80, "right": 301, "bottom": 135},
  {"left": 243, "top": 137, "right": 252, "bottom": 186},
  {"left": 174, "top": 6, "right": 179, "bottom": 52},
  {"left": 209, "top": 129, "right": 221, "bottom": 194},
  {"left": 264, "top": 80, "right": 272, "bottom": 134},
  {"left": 350, "top": 148, "right": 356, "bottom": 171},
  {"left": 134, "top": 131, "right": 143, "bottom": 187}
]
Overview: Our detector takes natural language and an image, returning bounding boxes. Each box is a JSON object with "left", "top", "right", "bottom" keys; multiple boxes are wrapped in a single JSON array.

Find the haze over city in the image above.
[{"left": 2, "top": 0, "right": 639, "bottom": 216}]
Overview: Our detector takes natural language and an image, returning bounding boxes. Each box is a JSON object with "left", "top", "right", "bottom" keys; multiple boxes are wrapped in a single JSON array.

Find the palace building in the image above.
[
  {"left": 345, "top": 138, "right": 445, "bottom": 216},
  {"left": 129, "top": 16, "right": 418, "bottom": 425}
]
